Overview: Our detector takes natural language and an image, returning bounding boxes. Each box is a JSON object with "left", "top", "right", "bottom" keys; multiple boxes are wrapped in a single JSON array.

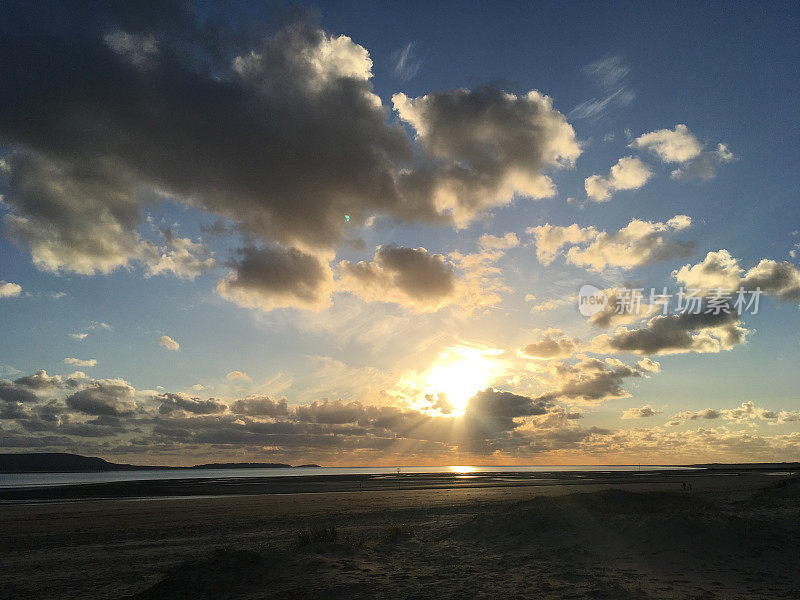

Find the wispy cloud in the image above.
[
  {"left": 391, "top": 42, "right": 422, "bottom": 81},
  {"left": 570, "top": 56, "right": 634, "bottom": 120}
]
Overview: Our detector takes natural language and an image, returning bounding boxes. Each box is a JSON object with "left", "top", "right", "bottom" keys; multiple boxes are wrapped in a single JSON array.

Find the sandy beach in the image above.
[{"left": 1, "top": 469, "right": 798, "bottom": 599}]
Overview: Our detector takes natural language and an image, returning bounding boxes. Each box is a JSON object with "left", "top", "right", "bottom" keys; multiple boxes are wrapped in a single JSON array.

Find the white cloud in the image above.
[
  {"left": 585, "top": 156, "right": 653, "bottom": 201},
  {"left": 478, "top": 232, "right": 519, "bottom": 250},
  {"left": 142, "top": 234, "right": 215, "bottom": 280},
  {"left": 528, "top": 224, "right": 597, "bottom": 265},
  {"left": 226, "top": 370, "right": 252, "bottom": 381},
  {"left": 390, "top": 42, "right": 421, "bottom": 81},
  {"left": 674, "top": 250, "right": 800, "bottom": 303},
  {"left": 631, "top": 124, "right": 702, "bottom": 163},
  {"left": 0, "top": 281, "right": 22, "bottom": 298},
  {"left": 566, "top": 215, "right": 693, "bottom": 271},
  {"left": 64, "top": 357, "right": 98, "bottom": 367},
  {"left": 569, "top": 56, "right": 634, "bottom": 120},
  {"left": 158, "top": 335, "right": 180, "bottom": 351},
  {"left": 531, "top": 215, "right": 693, "bottom": 271},
  {"left": 632, "top": 125, "right": 735, "bottom": 181},
  {"left": 621, "top": 405, "right": 662, "bottom": 419}
]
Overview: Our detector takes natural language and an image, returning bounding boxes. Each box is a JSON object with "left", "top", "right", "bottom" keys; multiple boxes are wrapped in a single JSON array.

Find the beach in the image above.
[{"left": 1, "top": 469, "right": 798, "bottom": 599}]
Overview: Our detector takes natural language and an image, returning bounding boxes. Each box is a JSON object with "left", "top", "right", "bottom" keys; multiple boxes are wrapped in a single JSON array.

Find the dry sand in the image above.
[{"left": 1, "top": 470, "right": 798, "bottom": 599}]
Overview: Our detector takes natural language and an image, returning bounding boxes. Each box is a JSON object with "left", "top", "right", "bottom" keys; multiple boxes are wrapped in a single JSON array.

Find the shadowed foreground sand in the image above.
[{"left": 1, "top": 471, "right": 798, "bottom": 599}]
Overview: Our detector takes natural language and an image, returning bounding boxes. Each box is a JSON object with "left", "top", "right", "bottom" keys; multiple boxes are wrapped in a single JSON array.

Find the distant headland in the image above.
[{"left": 0, "top": 453, "right": 322, "bottom": 473}]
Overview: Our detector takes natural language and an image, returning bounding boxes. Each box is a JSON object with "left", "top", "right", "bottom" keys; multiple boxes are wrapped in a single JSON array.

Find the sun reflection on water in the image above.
[{"left": 449, "top": 465, "right": 476, "bottom": 474}]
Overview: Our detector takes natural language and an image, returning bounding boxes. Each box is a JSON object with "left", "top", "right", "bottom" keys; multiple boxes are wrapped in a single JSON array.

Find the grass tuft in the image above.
[{"left": 380, "top": 524, "right": 414, "bottom": 543}]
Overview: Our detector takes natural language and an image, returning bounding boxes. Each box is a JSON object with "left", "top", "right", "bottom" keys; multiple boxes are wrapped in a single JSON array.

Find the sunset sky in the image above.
[{"left": 1, "top": 1, "right": 798, "bottom": 465}]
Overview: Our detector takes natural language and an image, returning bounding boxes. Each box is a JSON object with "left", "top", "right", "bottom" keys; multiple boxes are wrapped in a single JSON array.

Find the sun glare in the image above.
[{"left": 424, "top": 347, "right": 496, "bottom": 416}]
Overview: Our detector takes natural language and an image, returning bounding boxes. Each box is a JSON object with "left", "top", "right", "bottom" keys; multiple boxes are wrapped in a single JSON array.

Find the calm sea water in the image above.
[{"left": 0, "top": 464, "right": 695, "bottom": 489}]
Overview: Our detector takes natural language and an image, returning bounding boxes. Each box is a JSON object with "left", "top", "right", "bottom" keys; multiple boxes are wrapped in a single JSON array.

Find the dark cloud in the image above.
[
  {"left": 13, "top": 370, "right": 63, "bottom": 390},
  {"left": 230, "top": 395, "right": 288, "bottom": 417},
  {"left": 216, "top": 245, "right": 333, "bottom": 311},
  {"left": 65, "top": 379, "right": 136, "bottom": 416},
  {"left": 0, "top": 368, "right": 633, "bottom": 459},
  {"left": 466, "top": 388, "right": 552, "bottom": 432},
  {"left": 535, "top": 357, "right": 643, "bottom": 405},
  {"left": 338, "top": 245, "right": 457, "bottom": 311},
  {"left": 592, "top": 309, "right": 747, "bottom": 356},
  {"left": 520, "top": 329, "right": 582, "bottom": 359},
  {"left": 158, "top": 393, "right": 227, "bottom": 415},
  {"left": 393, "top": 86, "right": 580, "bottom": 223},
  {"left": 742, "top": 260, "right": 800, "bottom": 303},
  {"left": 292, "top": 399, "right": 366, "bottom": 424},
  {"left": 0, "top": 7, "right": 580, "bottom": 284},
  {"left": 0, "top": 380, "right": 39, "bottom": 404}
]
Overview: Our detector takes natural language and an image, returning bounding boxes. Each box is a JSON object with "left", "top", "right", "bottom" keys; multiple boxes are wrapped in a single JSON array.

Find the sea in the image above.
[{"left": 0, "top": 464, "right": 696, "bottom": 489}]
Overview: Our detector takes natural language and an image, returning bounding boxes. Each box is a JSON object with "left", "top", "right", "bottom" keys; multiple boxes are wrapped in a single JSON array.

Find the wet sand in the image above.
[{"left": 1, "top": 470, "right": 798, "bottom": 599}]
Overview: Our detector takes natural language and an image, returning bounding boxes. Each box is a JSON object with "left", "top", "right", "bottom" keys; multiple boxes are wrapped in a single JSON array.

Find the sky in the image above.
[{"left": 0, "top": 1, "right": 798, "bottom": 466}]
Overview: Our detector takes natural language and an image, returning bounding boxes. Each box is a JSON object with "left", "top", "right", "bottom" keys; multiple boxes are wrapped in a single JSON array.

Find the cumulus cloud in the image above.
[
  {"left": 520, "top": 329, "right": 583, "bottom": 359},
  {"left": 567, "top": 216, "right": 693, "bottom": 271},
  {"left": 158, "top": 336, "right": 180, "bottom": 351},
  {"left": 528, "top": 223, "right": 597, "bottom": 265},
  {"left": 670, "top": 144, "right": 736, "bottom": 181},
  {"left": 631, "top": 124, "right": 702, "bottom": 163},
  {"left": 621, "top": 405, "right": 662, "bottom": 419},
  {"left": 157, "top": 393, "right": 226, "bottom": 415},
  {"left": 466, "top": 388, "right": 553, "bottom": 432},
  {"left": 530, "top": 215, "right": 693, "bottom": 271},
  {"left": 231, "top": 395, "right": 288, "bottom": 417},
  {"left": 636, "top": 357, "right": 661, "bottom": 373},
  {"left": 142, "top": 233, "right": 215, "bottom": 280},
  {"left": 631, "top": 125, "right": 734, "bottom": 181},
  {"left": 1, "top": 366, "right": 798, "bottom": 462},
  {"left": 674, "top": 250, "right": 800, "bottom": 304},
  {"left": 0, "top": 11, "right": 582, "bottom": 279},
  {"left": 584, "top": 156, "right": 652, "bottom": 201},
  {"left": 533, "top": 356, "right": 644, "bottom": 406},
  {"left": 478, "top": 232, "right": 519, "bottom": 250},
  {"left": 13, "top": 370, "right": 63, "bottom": 390},
  {"left": 0, "top": 380, "right": 39, "bottom": 404},
  {"left": 338, "top": 245, "right": 457, "bottom": 312},
  {"left": 0, "top": 281, "right": 22, "bottom": 298},
  {"left": 65, "top": 379, "right": 136, "bottom": 416},
  {"left": 591, "top": 309, "right": 748, "bottom": 356},
  {"left": 64, "top": 358, "right": 98, "bottom": 367},
  {"left": 217, "top": 246, "right": 334, "bottom": 312},
  {"left": 669, "top": 408, "right": 722, "bottom": 424},
  {"left": 669, "top": 403, "right": 796, "bottom": 426},
  {"left": 393, "top": 86, "right": 581, "bottom": 225}
]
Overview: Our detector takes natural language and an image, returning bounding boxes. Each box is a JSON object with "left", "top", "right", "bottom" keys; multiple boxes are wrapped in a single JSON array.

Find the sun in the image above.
[{"left": 424, "top": 347, "right": 496, "bottom": 416}]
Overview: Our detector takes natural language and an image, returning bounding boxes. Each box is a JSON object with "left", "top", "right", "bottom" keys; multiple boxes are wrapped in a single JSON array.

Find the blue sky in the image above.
[{"left": 0, "top": 1, "right": 798, "bottom": 465}]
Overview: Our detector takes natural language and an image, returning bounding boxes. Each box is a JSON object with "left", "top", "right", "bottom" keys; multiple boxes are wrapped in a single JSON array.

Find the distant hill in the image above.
[{"left": 0, "top": 453, "right": 315, "bottom": 473}]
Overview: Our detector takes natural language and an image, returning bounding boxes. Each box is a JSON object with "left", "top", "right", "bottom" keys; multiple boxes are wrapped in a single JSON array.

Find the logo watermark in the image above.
[
  {"left": 577, "top": 286, "right": 762, "bottom": 317},
  {"left": 577, "top": 284, "right": 608, "bottom": 316}
]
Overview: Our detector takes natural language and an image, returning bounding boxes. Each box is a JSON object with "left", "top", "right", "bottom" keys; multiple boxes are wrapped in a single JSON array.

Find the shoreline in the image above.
[{"left": 0, "top": 467, "right": 752, "bottom": 504}]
